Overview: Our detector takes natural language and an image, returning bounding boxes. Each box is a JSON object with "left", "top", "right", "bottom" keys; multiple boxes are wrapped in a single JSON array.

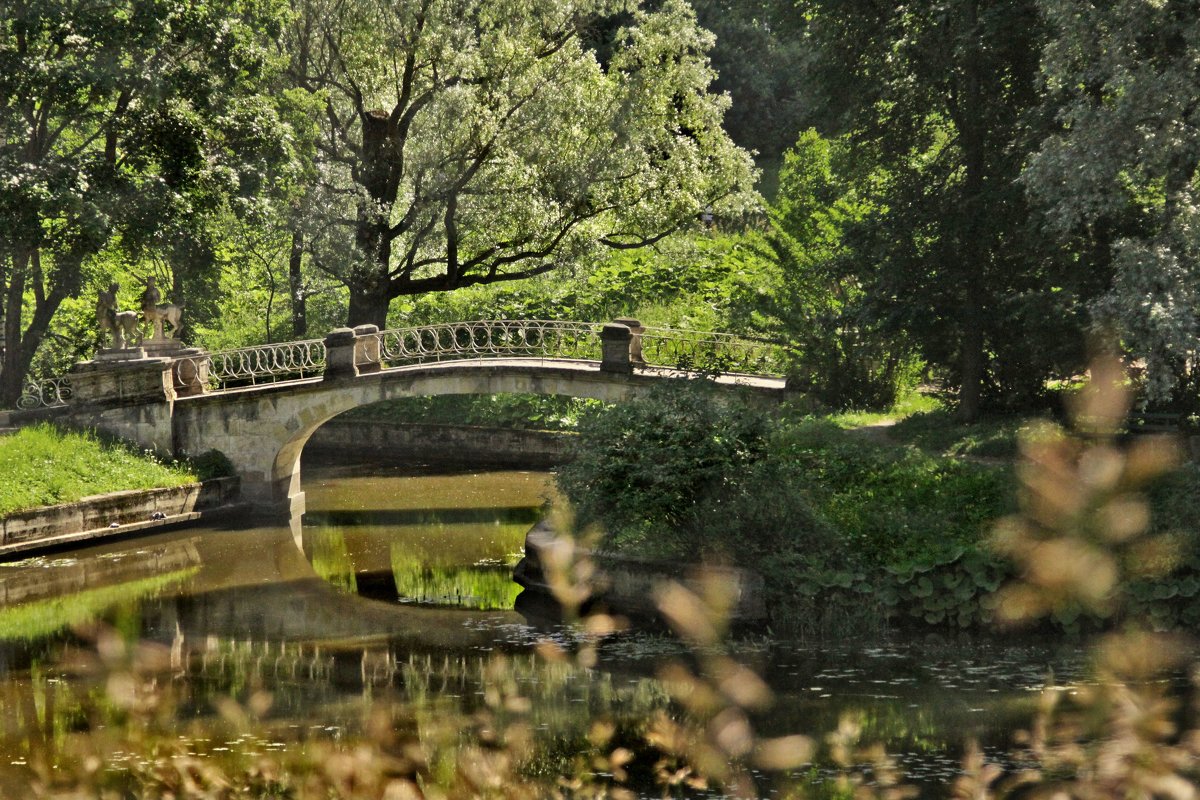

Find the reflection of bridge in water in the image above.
[
  {"left": 0, "top": 525, "right": 532, "bottom": 658},
  {"left": 17, "top": 319, "right": 791, "bottom": 517}
]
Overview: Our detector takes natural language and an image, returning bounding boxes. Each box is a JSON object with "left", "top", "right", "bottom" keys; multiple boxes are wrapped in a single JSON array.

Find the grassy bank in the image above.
[{"left": 0, "top": 424, "right": 197, "bottom": 517}]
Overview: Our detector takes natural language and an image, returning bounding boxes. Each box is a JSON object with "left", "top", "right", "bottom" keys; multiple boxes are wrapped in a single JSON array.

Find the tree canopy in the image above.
[
  {"left": 287, "top": 0, "right": 757, "bottom": 327},
  {"left": 0, "top": 0, "right": 294, "bottom": 404},
  {"left": 5, "top": 0, "right": 1200, "bottom": 416},
  {"left": 1026, "top": 0, "right": 1200, "bottom": 404}
]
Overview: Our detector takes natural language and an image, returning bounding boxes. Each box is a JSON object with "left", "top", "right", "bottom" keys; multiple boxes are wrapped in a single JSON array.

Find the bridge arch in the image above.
[{"left": 172, "top": 360, "right": 694, "bottom": 518}]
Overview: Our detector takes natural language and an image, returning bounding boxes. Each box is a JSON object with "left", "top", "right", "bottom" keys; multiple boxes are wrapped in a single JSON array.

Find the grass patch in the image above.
[
  {"left": 888, "top": 409, "right": 1048, "bottom": 460},
  {"left": 0, "top": 424, "right": 197, "bottom": 517},
  {"left": 775, "top": 418, "right": 1014, "bottom": 568},
  {"left": 825, "top": 390, "right": 943, "bottom": 429}
]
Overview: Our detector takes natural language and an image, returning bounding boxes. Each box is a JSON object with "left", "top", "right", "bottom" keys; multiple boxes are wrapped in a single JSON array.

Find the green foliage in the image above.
[
  {"left": 0, "top": 0, "right": 297, "bottom": 401},
  {"left": 764, "top": 130, "right": 920, "bottom": 408},
  {"left": 289, "top": 0, "right": 757, "bottom": 326},
  {"left": 344, "top": 394, "right": 599, "bottom": 432},
  {"left": 689, "top": 0, "right": 811, "bottom": 170},
  {"left": 556, "top": 383, "right": 772, "bottom": 554},
  {"left": 0, "top": 424, "right": 197, "bottom": 517},
  {"left": 393, "top": 232, "right": 779, "bottom": 336},
  {"left": 1026, "top": 0, "right": 1200, "bottom": 405},
  {"left": 796, "top": 0, "right": 1087, "bottom": 417},
  {"left": 189, "top": 449, "right": 236, "bottom": 482},
  {"left": 773, "top": 419, "right": 1013, "bottom": 569},
  {"left": 887, "top": 410, "right": 1043, "bottom": 460},
  {"left": 558, "top": 394, "right": 1026, "bottom": 631}
]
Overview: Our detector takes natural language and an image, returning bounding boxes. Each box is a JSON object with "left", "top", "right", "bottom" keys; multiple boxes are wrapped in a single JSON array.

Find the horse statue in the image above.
[
  {"left": 140, "top": 276, "right": 184, "bottom": 340},
  {"left": 96, "top": 282, "right": 141, "bottom": 349}
]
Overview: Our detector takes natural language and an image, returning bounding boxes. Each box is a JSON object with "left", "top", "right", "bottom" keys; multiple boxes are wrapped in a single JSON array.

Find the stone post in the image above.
[
  {"left": 600, "top": 323, "right": 633, "bottom": 373},
  {"left": 353, "top": 324, "right": 382, "bottom": 374},
  {"left": 323, "top": 327, "right": 358, "bottom": 378},
  {"left": 171, "top": 355, "right": 211, "bottom": 397},
  {"left": 613, "top": 317, "right": 645, "bottom": 363}
]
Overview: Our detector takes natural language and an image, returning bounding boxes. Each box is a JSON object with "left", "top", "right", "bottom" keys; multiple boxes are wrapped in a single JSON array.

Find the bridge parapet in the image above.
[{"left": 9, "top": 319, "right": 788, "bottom": 411}]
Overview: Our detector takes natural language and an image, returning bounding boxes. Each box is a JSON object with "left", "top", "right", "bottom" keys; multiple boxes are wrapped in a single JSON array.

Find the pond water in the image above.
[{"left": 0, "top": 460, "right": 1092, "bottom": 797}]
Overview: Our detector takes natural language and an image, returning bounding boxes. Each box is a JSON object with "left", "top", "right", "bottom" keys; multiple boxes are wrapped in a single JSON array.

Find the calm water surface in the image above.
[{"left": 0, "top": 460, "right": 1089, "bottom": 795}]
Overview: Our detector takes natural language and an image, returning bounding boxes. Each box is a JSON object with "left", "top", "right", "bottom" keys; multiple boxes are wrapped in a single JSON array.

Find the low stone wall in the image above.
[
  {"left": 0, "top": 477, "right": 239, "bottom": 554},
  {"left": 513, "top": 522, "right": 766, "bottom": 625},
  {"left": 306, "top": 420, "right": 572, "bottom": 468}
]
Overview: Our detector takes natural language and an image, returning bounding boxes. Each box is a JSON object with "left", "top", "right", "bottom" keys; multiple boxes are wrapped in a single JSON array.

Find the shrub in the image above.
[
  {"left": 556, "top": 382, "right": 772, "bottom": 554},
  {"left": 189, "top": 449, "right": 236, "bottom": 481}
]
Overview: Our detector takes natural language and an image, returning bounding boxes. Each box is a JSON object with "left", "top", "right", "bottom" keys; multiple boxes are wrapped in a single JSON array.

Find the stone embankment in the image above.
[
  {"left": 0, "top": 477, "right": 239, "bottom": 559},
  {"left": 306, "top": 420, "right": 572, "bottom": 468}
]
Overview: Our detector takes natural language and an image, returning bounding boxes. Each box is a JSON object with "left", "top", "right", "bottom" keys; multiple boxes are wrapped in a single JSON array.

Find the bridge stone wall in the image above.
[
  {"left": 305, "top": 420, "right": 571, "bottom": 468},
  {"left": 171, "top": 362, "right": 655, "bottom": 517}
]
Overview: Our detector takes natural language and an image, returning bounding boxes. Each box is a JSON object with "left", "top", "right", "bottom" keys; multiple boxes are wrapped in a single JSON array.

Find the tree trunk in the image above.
[
  {"left": 956, "top": 291, "right": 985, "bottom": 423},
  {"left": 951, "top": 0, "right": 987, "bottom": 424},
  {"left": 347, "top": 109, "right": 395, "bottom": 329},
  {"left": 346, "top": 283, "right": 391, "bottom": 329},
  {"left": 0, "top": 250, "right": 69, "bottom": 409},
  {"left": 289, "top": 229, "right": 307, "bottom": 338},
  {"left": 0, "top": 252, "right": 30, "bottom": 408}
]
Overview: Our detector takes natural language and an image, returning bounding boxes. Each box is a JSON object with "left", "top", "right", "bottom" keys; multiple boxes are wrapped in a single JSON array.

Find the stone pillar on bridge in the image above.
[
  {"left": 61, "top": 355, "right": 178, "bottom": 453},
  {"left": 600, "top": 323, "right": 633, "bottom": 374},
  {"left": 324, "top": 324, "right": 381, "bottom": 379},
  {"left": 67, "top": 353, "right": 174, "bottom": 405},
  {"left": 613, "top": 317, "right": 645, "bottom": 364}
]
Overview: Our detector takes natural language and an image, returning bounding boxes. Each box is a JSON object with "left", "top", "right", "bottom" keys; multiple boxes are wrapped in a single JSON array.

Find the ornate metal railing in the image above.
[
  {"left": 175, "top": 338, "right": 326, "bottom": 392},
  {"left": 5, "top": 320, "right": 786, "bottom": 409},
  {"left": 637, "top": 326, "right": 785, "bottom": 376},
  {"left": 17, "top": 377, "right": 72, "bottom": 410},
  {"left": 374, "top": 319, "right": 603, "bottom": 368}
]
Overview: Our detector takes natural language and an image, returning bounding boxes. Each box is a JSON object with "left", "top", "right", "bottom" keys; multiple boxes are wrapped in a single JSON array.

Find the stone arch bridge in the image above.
[{"left": 13, "top": 320, "right": 789, "bottom": 518}]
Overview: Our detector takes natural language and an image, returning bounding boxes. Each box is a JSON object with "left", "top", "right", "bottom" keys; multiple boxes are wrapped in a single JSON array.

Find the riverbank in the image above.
[
  {"left": 0, "top": 477, "right": 240, "bottom": 559},
  {"left": 554, "top": 385, "right": 1200, "bottom": 635}
]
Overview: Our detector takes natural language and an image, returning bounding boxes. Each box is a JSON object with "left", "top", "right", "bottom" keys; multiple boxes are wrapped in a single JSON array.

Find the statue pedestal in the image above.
[
  {"left": 141, "top": 337, "right": 187, "bottom": 357},
  {"left": 67, "top": 357, "right": 176, "bottom": 405},
  {"left": 95, "top": 347, "right": 147, "bottom": 362}
]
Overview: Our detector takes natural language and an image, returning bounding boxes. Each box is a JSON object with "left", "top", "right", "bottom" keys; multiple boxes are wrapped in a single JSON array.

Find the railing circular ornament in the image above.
[
  {"left": 16, "top": 377, "right": 72, "bottom": 410},
  {"left": 175, "top": 338, "right": 327, "bottom": 392},
  {"left": 375, "top": 320, "right": 603, "bottom": 367}
]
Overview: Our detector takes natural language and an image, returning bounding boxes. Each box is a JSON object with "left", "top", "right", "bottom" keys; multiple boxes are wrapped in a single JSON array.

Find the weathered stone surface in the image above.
[
  {"left": 612, "top": 317, "right": 645, "bottom": 363},
  {"left": 324, "top": 327, "right": 359, "bottom": 378},
  {"left": 47, "top": 358, "right": 785, "bottom": 521},
  {"left": 306, "top": 420, "right": 571, "bottom": 468},
  {"left": 0, "top": 477, "right": 239, "bottom": 553},
  {"left": 599, "top": 323, "right": 633, "bottom": 373},
  {"left": 352, "top": 324, "right": 381, "bottom": 374},
  {"left": 67, "top": 357, "right": 175, "bottom": 406}
]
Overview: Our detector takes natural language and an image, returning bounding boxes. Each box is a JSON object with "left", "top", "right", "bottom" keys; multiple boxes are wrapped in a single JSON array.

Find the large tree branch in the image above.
[
  {"left": 394, "top": 260, "right": 557, "bottom": 294},
  {"left": 600, "top": 225, "right": 681, "bottom": 250}
]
